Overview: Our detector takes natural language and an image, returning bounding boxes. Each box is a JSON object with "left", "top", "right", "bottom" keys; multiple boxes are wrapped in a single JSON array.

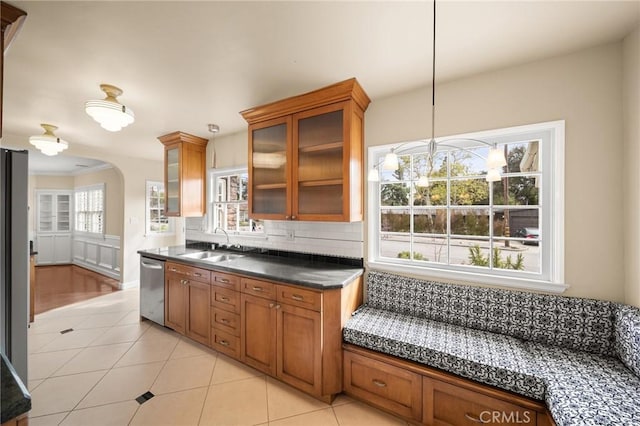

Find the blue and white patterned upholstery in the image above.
[
  {"left": 344, "top": 271, "right": 640, "bottom": 426},
  {"left": 525, "top": 343, "right": 640, "bottom": 426},
  {"left": 365, "top": 271, "right": 617, "bottom": 356},
  {"left": 615, "top": 305, "right": 640, "bottom": 377},
  {"left": 343, "top": 306, "right": 546, "bottom": 399}
]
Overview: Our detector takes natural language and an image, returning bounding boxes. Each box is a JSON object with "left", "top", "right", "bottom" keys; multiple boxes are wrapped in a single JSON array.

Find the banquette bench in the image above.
[{"left": 342, "top": 271, "right": 640, "bottom": 425}]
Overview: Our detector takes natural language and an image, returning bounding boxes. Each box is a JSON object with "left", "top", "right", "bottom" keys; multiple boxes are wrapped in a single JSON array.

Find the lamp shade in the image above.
[
  {"left": 487, "top": 147, "right": 507, "bottom": 169},
  {"left": 382, "top": 152, "right": 399, "bottom": 171},
  {"left": 29, "top": 124, "right": 68, "bottom": 156},
  {"left": 85, "top": 84, "right": 135, "bottom": 132},
  {"left": 485, "top": 168, "right": 501, "bottom": 182},
  {"left": 416, "top": 175, "right": 430, "bottom": 187}
]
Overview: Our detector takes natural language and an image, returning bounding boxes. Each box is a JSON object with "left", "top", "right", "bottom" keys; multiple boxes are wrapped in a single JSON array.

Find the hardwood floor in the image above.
[{"left": 34, "top": 265, "right": 120, "bottom": 314}]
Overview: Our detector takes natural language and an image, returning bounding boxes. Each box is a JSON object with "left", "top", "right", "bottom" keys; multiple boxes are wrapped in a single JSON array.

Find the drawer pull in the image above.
[
  {"left": 464, "top": 413, "right": 486, "bottom": 424},
  {"left": 291, "top": 294, "right": 304, "bottom": 301},
  {"left": 193, "top": 272, "right": 202, "bottom": 277},
  {"left": 252, "top": 286, "right": 263, "bottom": 292},
  {"left": 220, "top": 318, "right": 230, "bottom": 324},
  {"left": 218, "top": 278, "right": 230, "bottom": 284},
  {"left": 218, "top": 340, "right": 229, "bottom": 347},
  {"left": 269, "top": 303, "right": 275, "bottom": 308},
  {"left": 220, "top": 297, "right": 230, "bottom": 302},
  {"left": 372, "top": 379, "right": 387, "bottom": 388},
  {"left": 170, "top": 268, "right": 177, "bottom": 272}
]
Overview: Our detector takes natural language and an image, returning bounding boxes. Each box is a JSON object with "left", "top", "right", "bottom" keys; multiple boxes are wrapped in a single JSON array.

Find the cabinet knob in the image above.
[
  {"left": 220, "top": 297, "right": 230, "bottom": 302},
  {"left": 220, "top": 318, "right": 230, "bottom": 324},
  {"left": 275, "top": 304, "right": 281, "bottom": 309},
  {"left": 372, "top": 379, "right": 387, "bottom": 388},
  {"left": 285, "top": 216, "right": 291, "bottom": 220},
  {"left": 291, "top": 215, "right": 297, "bottom": 220},
  {"left": 464, "top": 413, "right": 487, "bottom": 424},
  {"left": 269, "top": 303, "right": 275, "bottom": 308},
  {"left": 219, "top": 340, "right": 229, "bottom": 347}
]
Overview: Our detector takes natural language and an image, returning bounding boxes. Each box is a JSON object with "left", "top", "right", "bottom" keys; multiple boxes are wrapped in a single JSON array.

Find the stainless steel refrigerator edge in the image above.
[
  {"left": 140, "top": 256, "right": 165, "bottom": 326},
  {"left": 1, "top": 149, "right": 29, "bottom": 383}
]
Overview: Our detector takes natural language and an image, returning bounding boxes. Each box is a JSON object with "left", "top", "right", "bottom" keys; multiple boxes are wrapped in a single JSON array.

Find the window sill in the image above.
[{"left": 366, "top": 260, "right": 569, "bottom": 294}]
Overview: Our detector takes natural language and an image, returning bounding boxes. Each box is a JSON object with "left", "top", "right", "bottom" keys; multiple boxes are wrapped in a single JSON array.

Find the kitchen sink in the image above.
[{"left": 180, "top": 251, "right": 243, "bottom": 262}]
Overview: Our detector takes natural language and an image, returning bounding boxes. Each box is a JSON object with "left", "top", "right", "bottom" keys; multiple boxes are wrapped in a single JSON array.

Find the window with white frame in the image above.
[
  {"left": 368, "top": 121, "right": 565, "bottom": 292},
  {"left": 209, "top": 168, "right": 263, "bottom": 234},
  {"left": 146, "top": 181, "right": 173, "bottom": 234},
  {"left": 74, "top": 183, "right": 105, "bottom": 235}
]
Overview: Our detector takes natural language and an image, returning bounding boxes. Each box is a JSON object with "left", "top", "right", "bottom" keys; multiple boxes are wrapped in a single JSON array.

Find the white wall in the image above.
[{"left": 623, "top": 26, "right": 640, "bottom": 308}]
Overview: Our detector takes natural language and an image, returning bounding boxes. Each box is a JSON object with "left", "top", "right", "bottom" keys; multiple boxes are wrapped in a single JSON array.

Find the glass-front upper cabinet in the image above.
[
  {"left": 158, "top": 131, "right": 208, "bottom": 217},
  {"left": 36, "top": 191, "right": 72, "bottom": 233},
  {"left": 248, "top": 116, "right": 291, "bottom": 220},
  {"left": 242, "top": 78, "right": 370, "bottom": 222}
]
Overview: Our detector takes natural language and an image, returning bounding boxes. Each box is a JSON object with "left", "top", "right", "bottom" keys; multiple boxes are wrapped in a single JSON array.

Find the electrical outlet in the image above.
[{"left": 286, "top": 230, "right": 295, "bottom": 240}]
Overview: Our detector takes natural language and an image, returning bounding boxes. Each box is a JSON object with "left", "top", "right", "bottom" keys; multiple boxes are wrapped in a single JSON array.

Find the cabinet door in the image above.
[
  {"left": 293, "top": 102, "right": 349, "bottom": 221},
  {"left": 56, "top": 193, "right": 71, "bottom": 231},
  {"left": 165, "top": 275, "right": 186, "bottom": 334},
  {"left": 37, "top": 193, "right": 54, "bottom": 232},
  {"left": 241, "top": 293, "right": 277, "bottom": 375},
  {"left": 277, "top": 303, "right": 322, "bottom": 396},
  {"left": 165, "top": 145, "right": 181, "bottom": 216},
  {"left": 248, "top": 116, "right": 292, "bottom": 220},
  {"left": 185, "top": 280, "right": 211, "bottom": 346},
  {"left": 53, "top": 234, "right": 72, "bottom": 264},
  {"left": 35, "top": 234, "right": 54, "bottom": 265}
]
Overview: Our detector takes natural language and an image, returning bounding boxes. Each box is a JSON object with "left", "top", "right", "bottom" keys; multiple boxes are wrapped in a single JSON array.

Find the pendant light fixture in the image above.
[
  {"left": 85, "top": 84, "right": 135, "bottom": 132},
  {"left": 371, "top": 0, "right": 506, "bottom": 184},
  {"left": 29, "top": 124, "right": 69, "bottom": 156}
]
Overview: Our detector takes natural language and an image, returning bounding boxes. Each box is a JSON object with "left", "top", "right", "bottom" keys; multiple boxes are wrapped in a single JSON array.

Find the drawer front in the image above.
[
  {"left": 344, "top": 350, "right": 422, "bottom": 421},
  {"left": 276, "top": 284, "right": 321, "bottom": 311},
  {"left": 212, "top": 271, "right": 240, "bottom": 291},
  {"left": 211, "top": 307, "right": 240, "bottom": 336},
  {"left": 211, "top": 328, "right": 240, "bottom": 359},
  {"left": 211, "top": 287, "right": 240, "bottom": 314},
  {"left": 241, "top": 278, "right": 276, "bottom": 299},
  {"left": 425, "top": 378, "right": 537, "bottom": 426},
  {"left": 166, "top": 262, "right": 211, "bottom": 283}
]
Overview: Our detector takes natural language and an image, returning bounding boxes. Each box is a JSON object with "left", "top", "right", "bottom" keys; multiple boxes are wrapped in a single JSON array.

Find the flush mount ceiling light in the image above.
[
  {"left": 29, "top": 124, "right": 69, "bottom": 156},
  {"left": 369, "top": 0, "right": 506, "bottom": 185},
  {"left": 85, "top": 84, "right": 135, "bottom": 132}
]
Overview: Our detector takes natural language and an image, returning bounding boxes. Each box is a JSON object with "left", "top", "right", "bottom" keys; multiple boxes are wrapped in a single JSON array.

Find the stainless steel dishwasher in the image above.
[{"left": 140, "top": 256, "right": 165, "bottom": 326}]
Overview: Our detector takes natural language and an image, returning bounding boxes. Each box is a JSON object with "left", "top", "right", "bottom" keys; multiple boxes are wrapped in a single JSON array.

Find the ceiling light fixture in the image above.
[
  {"left": 29, "top": 124, "right": 69, "bottom": 156},
  {"left": 85, "top": 84, "right": 135, "bottom": 132},
  {"left": 369, "top": 0, "right": 506, "bottom": 185}
]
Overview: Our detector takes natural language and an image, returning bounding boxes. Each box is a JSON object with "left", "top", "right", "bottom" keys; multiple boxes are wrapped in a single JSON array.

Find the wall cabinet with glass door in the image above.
[
  {"left": 158, "top": 131, "right": 208, "bottom": 217},
  {"left": 241, "top": 78, "right": 370, "bottom": 222},
  {"left": 35, "top": 190, "right": 72, "bottom": 265}
]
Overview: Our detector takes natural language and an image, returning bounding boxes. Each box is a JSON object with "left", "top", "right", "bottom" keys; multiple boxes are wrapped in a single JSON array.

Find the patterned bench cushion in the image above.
[
  {"left": 343, "top": 306, "right": 546, "bottom": 399},
  {"left": 365, "top": 271, "right": 617, "bottom": 356},
  {"left": 615, "top": 305, "right": 640, "bottom": 377},
  {"left": 525, "top": 343, "right": 640, "bottom": 426}
]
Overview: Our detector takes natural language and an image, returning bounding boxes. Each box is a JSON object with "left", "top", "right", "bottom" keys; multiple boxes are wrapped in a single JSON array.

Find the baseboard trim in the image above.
[{"left": 120, "top": 279, "right": 139, "bottom": 290}]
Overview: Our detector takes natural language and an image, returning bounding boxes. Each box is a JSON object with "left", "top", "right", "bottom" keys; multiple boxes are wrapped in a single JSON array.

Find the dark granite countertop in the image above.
[
  {"left": 138, "top": 246, "right": 363, "bottom": 290},
  {"left": 1, "top": 353, "right": 31, "bottom": 423}
]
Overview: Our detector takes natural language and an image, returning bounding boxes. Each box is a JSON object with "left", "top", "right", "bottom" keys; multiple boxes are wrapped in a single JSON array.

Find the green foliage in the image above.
[
  {"left": 467, "top": 245, "right": 525, "bottom": 270},
  {"left": 381, "top": 183, "right": 409, "bottom": 206},
  {"left": 397, "top": 251, "right": 427, "bottom": 261}
]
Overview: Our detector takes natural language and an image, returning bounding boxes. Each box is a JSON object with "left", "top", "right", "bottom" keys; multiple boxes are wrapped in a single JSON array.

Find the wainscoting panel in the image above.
[{"left": 72, "top": 234, "right": 120, "bottom": 280}]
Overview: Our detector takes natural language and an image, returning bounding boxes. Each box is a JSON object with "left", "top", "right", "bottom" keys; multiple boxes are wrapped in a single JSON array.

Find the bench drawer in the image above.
[
  {"left": 344, "top": 349, "right": 422, "bottom": 421},
  {"left": 211, "top": 328, "right": 240, "bottom": 359},
  {"left": 424, "top": 378, "right": 537, "bottom": 426},
  {"left": 211, "top": 307, "right": 240, "bottom": 336},
  {"left": 211, "top": 286, "right": 240, "bottom": 314}
]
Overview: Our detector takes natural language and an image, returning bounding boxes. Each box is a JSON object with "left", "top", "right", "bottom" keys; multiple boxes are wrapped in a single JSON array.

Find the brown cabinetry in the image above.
[
  {"left": 343, "top": 345, "right": 553, "bottom": 426},
  {"left": 241, "top": 78, "right": 370, "bottom": 222},
  {"left": 158, "top": 131, "right": 208, "bottom": 217},
  {"left": 164, "top": 262, "right": 211, "bottom": 345},
  {"left": 210, "top": 271, "right": 241, "bottom": 358}
]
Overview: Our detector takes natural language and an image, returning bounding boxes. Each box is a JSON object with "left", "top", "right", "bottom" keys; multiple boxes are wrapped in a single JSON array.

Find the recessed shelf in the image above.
[
  {"left": 298, "top": 141, "right": 343, "bottom": 153},
  {"left": 254, "top": 183, "right": 287, "bottom": 190},
  {"left": 298, "top": 179, "right": 343, "bottom": 187}
]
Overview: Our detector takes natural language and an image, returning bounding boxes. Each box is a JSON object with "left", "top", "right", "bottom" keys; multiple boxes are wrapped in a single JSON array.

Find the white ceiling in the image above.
[
  {"left": 2, "top": 1, "right": 639, "bottom": 173},
  {"left": 28, "top": 150, "right": 107, "bottom": 176}
]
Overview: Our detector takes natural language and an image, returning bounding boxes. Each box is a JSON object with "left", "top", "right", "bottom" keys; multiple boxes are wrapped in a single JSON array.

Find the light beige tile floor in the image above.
[{"left": 28, "top": 288, "right": 409, "bottom": 425}]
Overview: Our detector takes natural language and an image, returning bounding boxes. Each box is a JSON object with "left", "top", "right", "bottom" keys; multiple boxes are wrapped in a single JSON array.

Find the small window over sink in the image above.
[{"left": 209, "top": 168, "right": 263, "bottom": 234}]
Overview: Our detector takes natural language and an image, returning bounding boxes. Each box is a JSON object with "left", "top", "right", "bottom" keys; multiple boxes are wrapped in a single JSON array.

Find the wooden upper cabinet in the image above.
[
  {"left": 241, "top": 78, "right": 370, "bottom": 222},
  {"left": 158, "top": 131, "right": 208, "bottom": 217}
]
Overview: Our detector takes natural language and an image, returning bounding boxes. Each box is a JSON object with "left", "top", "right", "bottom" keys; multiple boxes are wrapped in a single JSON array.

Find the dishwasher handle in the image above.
[{"left": 141, "top": 260, "right": 163, "bottom": 270}]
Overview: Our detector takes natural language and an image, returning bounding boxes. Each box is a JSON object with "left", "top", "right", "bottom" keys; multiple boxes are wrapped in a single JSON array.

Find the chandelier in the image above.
[
  {"left": 369, "top": 0, "right": 506, "bottom": 185},
  {"left": 85, "top": 84, "right": 135, "bottom": 132},
  {"left": 29, "top": 124, "right": 69, "bottom": 156}
]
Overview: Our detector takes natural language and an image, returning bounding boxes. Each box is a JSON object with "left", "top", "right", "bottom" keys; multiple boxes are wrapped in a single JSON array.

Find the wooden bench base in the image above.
[{"left": 343, "top": 344, "right": 555, "bottom": 426}]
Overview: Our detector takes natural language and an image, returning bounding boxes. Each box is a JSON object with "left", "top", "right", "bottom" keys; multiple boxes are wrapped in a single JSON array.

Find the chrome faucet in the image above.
[{"left": 214, "top": 227, "right": 230, "bottom": 246}]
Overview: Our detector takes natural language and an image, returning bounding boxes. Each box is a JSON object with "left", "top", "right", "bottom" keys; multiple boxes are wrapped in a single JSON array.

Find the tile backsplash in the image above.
[{"left": 185, "top": 217, "right": 363, "bottom": 259}]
